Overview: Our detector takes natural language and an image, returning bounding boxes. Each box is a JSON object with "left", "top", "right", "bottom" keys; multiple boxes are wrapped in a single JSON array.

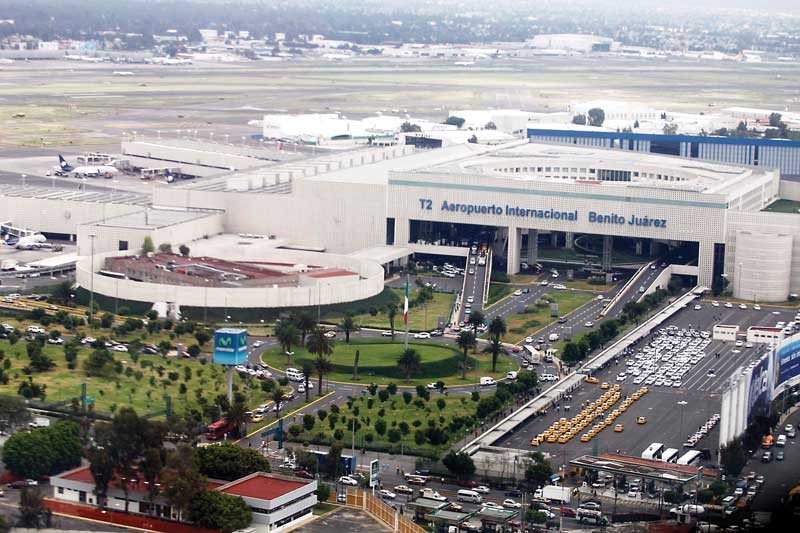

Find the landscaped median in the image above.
[
  {"left": 502, "top": 291, "right": 595, "bottom": 344},
  {"left": 260, "top": 338, "right": 516, "bottom": 387}
]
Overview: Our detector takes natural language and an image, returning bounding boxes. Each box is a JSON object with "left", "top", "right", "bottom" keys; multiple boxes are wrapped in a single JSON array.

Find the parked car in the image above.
[
  {"left": 339, "top": 476, "right": 359, "bottom": 486},
  {"left": 474, "top": 485, "right": 491, "bottom": 494},
  {"left": 503, "top": 499, "right": 522, "bottom": 509},
  {"left": 379, "top": 489, "right": 396, "bottom": 500}
]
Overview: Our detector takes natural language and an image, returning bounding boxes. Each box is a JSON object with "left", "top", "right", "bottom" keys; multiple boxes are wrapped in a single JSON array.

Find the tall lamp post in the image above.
[
  {"left": 677, "top": 400, "right": 688, "bottom": 441},
  {"left": 88, "top": 233, "right": 96, "bottom": 327}
]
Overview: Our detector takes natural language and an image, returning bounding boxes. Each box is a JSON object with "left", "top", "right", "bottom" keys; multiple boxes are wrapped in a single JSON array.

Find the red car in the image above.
[
  {"left": 457, "top": 480, "right": 479, "bottom": 489},
  {"left": 293, "top": 470, "right": 314, "bottom": 479},
  {"left": 559, "top": 507, "right": 577, "bottom": 518}
]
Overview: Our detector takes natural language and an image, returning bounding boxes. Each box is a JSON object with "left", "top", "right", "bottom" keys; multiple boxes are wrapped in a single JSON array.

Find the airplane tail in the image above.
[{"left": 58, "top": 155, "right": 73, "bottom": 171}]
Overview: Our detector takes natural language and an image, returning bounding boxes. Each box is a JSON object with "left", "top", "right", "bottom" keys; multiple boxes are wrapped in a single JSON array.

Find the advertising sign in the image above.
[
  {"left": 213, "top": 328, "right": 248, "bottom": 365},
  {"left": 369, "top": 459, "right": 380, "bottom": 488},
  {"left": 772, "top": 333, "right": 800, "bottom": 391},
  {"left": 746, "top": 354, "right": 771, "bottom": 424}
]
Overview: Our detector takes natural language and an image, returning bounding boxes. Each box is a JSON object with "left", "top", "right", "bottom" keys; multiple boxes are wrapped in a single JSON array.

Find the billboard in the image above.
[
  {"left": 213, "top": 328, "right": 248, "bottom": 365},
  {"left": 772, "top": 333, "right": 800, "bottom": 392},
  {"left": 746, "top": 354, "right": 772, "bottom": 424},
  {"left": 369, "top": 459, "right": 380, "bottom": 488}
]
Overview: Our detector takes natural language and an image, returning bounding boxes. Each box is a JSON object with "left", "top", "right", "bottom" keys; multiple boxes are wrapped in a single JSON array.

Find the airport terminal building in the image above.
[{"left": 2, "top": 137, "right": 800, "bottom": 306}]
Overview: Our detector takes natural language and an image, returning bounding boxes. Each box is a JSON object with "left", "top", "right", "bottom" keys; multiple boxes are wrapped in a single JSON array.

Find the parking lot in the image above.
[{"left": 497, "top": 302, "right": 799, "bottom": 464}]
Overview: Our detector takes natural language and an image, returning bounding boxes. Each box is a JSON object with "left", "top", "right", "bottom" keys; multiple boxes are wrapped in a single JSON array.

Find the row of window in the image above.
[
  {"left": 493, "top": 166, "right": 684, "bottom": 183},
  {"left": 250, "top": 492, "right": 315, "bottom": 517}
]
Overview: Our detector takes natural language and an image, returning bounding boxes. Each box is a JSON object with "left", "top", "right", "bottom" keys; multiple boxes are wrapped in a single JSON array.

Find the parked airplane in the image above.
[
  {"left": 54, "top": 155, "right": 118, "bottom": 178},
  {"left": 4, "top": 233, "right": 48, "bottom": 250}
]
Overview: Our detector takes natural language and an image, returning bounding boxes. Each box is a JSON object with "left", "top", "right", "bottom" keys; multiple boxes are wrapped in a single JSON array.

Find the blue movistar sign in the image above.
[
  {"left": 418, "top": 199, "right": 667, "bottom": 228},
  {"left": 214, "top": 327, "right": 248, "bottom": 366}
]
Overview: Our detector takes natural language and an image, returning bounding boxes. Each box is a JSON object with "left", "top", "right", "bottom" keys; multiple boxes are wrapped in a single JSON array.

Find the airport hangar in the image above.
[{"left": 2, "top": 137, "right": 800, "bottom": 308}]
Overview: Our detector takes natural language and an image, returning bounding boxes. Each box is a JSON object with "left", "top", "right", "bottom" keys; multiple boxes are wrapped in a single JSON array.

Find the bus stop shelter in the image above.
[
  {"left": 473, "top": 507, "right": 519, "bottom": 532},
  {"left": 423, "top": 509, "right": 475, "bottom": 532}
]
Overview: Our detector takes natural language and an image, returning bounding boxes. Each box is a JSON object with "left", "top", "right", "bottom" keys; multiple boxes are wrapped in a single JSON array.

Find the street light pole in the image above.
[
  {"left": 89, "top": 233, "right": 96, "bottom": 327},
  {"left": 678, "top": 400, "right": 688, "bottom": 441}
]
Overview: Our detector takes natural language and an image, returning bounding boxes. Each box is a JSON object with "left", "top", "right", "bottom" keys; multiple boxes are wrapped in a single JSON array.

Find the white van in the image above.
[
  {"left": 457, "top": 489, "right": 482, "bottom": 503},
  {"left": 285, "top": 368, "right": 305, "bottom": 382},
  {"left": 506, "top": 371, "right": 518, "bottom": 381},
  {"left": 548, "top": 333, "right": 560, "bottom": 342},
  {"left": 776, "top": 434, "right": 787, "bottom": 447},
  {"left": 480, "top": 377, "right": 496, "bottom": 386}
]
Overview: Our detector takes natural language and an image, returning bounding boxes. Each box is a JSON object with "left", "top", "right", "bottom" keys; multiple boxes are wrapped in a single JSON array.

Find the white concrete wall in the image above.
[
  {"left": 713, "top": 325, "right": 739, "bottom": 342},
  {"left": 75, "top": 249, "right": 384, "bottom": 308},
  {"left": 779, "top": 180, "right": 800, "bottom": 202},
  {"left": 733, "top": 231, "right": 793, "bottom": 301},
  {"left": 0, "top": 196, "right": 142, "bottom": 237}
]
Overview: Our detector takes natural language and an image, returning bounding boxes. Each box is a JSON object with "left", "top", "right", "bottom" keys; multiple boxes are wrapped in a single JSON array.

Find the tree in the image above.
[
  {"left": 587, "top": 107, "right": 605, "bottom": 127},
  {"left": 302, "top": 361, "right": 314, "bottom": 402},
  {"left": 87, "top": 446, "right": 115, "bottom": 510},
  {"left": 572, "top": 114, "right": 587, "bottom": 125},
  {"left": 562, "top": 342, "right": 582, "bottom": 364},
  {"left": 769, "top": 112, "right": 783, "bottom": 128},
  {"left": 397, "top": 348, "right": 422, "bottom": 381},
  {"left": 307, "top": 327, "right": 334, "bottom": 395},
  {"left": 663, "top": 122, "right": 678, "bottom": 135},
  {"left": 313, "top": 355, "right": 333, "bottom": 396},
  {"left": 386, "top": 303, "right": 398, "bottom": 338},
  {"left": 468, "top": 310, "right": 485, "bottom": 330},
  {"left": 484, "top": 121, "right": 497, "bottom": 130},
  {"left": 275, "top": 322, "right": 300, "bottom": 364},
  {"left": 525, "top": 452, "right": 553, "bottom": 487},
  {"left": 197, "top": 442, "right": 271, "bottom": 481},
  {"left": 2, "top": 421, "right": 82, "bottom": 480},
  {"left": 293, "top": 312, "right": 316, "bottom": 345},
  {"left": 194, "top": 329, "right": 211, "bottom": 346},
  {"left": 400, "top": 121, "right": 421, "bottom": 132},
  {"left": 339, "top": 314, "right": 358, "bottom": 343},
  {"left": 189, "top": 490, "right": 252, "bottom": 533},
  {"left": 315, "top": 482, "right": 331, "bottom": 503},
  {"left": 226, "top": 401, "right": 250, "bottom": 436},
  {"left": 178, "top": 244, "right": 190, "bottom": 256},
  {"left": 487, "top": 316, "right": 507, "bottom": 372},
  {"left": 444, "top": 116, "right": 465, "bottom": 128},
  {"left": 456, "top": 330, "right": 476, "bottom": 379},
  {"left": 442, "top": 450, "right": 476, "bottom": 480},
  {"left": 158, "top": 243, "right": 173, "bottom": 253},
  {"left": 142, "top": 236, "right": 155, "bottom": 254},
  {"left": 272, "top": 388, "right": 287, "bottom": 419},
  {"left": 720, "top": 439, "right": 747, "bottom": 478},
  {"left": 0, "top": 394, "right": 31, "bottom": 430},
  {"left": 140, "top": 447, "right": 163, "bottom": 514},
  {"left": 17, "top": 487, "right": 52, "bottom": 528},
  {"left": 161, "top": 444, "right": 207, "bottom": 521},
  {"left": 352, "top": 350, "right": 360, "bottom": 381}
]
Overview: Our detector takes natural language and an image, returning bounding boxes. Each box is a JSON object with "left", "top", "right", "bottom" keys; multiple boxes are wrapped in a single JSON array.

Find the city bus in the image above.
[
  {"left": 642, "top": 442, "right": 665, "bottom": 461},
  {"left": 205, "top": 419, "right": 235, "bottom": 440},
  {"left": 677, "top": 450, "right": 703, "bottom": 466}
]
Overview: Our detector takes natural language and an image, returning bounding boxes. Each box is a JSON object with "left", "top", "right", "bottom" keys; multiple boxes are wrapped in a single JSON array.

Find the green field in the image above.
[
  {"left": 342, "top": 288, "right": 455, "bottom": 332},
  {"left": 0, "top": 339, "right": 268, "bottom": 418},
  {"left": 503, "top": 291, "right": 595, "bottom": 343},
  {"left": 260, "top": 338, "right": 515, "bottom": 386},
  {"left": 286, "top": 390, "right": 481, "bottom": 457},
  {"left": 486, "top": 283, "right": 514, "bottom": 306},
  {"left": 763, "top": 199, "right": 800, "bottom": 214}
]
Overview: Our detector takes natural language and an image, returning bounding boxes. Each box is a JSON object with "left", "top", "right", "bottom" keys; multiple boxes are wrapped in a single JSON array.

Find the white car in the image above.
[
  {"left": 27, "top": 325, "right": 45, "bottom": 334},
  {"left": 694, "top": 305, "right": 702, "bottom": 310},
  {"left": 235, "top": 365, "right": 247, "bottom": 372},
  {"left": 525, "top": 336, "right": 534, "bottom": 343},
  {"left": 424, "top": 491, "right": 447, "bottom": 502},
  {"left": 503, "top": 499, "right": 522, "bottom": 509},
  {"left": 711, "top": 301, "right": 720, "bottom": 307},
  {"left": 379, "top": 489, "right": 396, "bottom": 500},
  {"left": 468, "top": 269, "right": 475, "bottom": 275},
  {"left": 552, "top": 284, "right": 566, "bottom": 290},
  {"left": 753, "top": 305, "right": 761, "bottom": 311},
  {"left": 725, "top": 302, "right": 733, "bottom": 308},
  {"left": 513, "top": 289, "right": 522, "bottom": 296},
  {"left": 483, "top": 502, "right": 503, "bottom": 510},
  {"left": 323, "top": 331, "right": 337, "bottom": 338},
  {"left": 414, "top": 332, "right": 431, "bottom": 339},
  {"left": 426, "top": 382, "right": 439, "bottom": 390},
  {"left": 467, "top": 296, "right": 474, "bottom": 303},
  {"left": 474, "top": 485, "right": 491, "bottom": 494},
  {"left": 111, "top": 344, "right": 128, "bottom": 352},
  {"left": 584, "top": 321, "right": 594, "bottom": 327},
  {"left": 47, "top": 337, "right": 64, "bottom": 345},
  {"left": 539, "top": 280, "right": 549, "bottom": 286},
  {"left": 381, "top": 330, "right": 393, "bottom": 337},
  {"left": 339, "top": 476, "right": 358, "bottom": 486},
  {"left": 394, "top": 485, "right": 413, "bottom": 495},
  {"left": 252, "top": 340, "right": 264, "bottom": 348},
  {"left": 738, "top": 303, "right": 747, "bottom": 310}
]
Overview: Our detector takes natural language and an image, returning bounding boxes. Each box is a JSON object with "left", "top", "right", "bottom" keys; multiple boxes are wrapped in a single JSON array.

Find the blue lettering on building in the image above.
[{"left": 420, "top": 200, "right": 667, "bottom": 228}]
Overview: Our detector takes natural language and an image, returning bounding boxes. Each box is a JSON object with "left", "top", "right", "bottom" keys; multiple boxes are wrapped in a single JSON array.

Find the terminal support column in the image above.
[
  {"left": 697, "top": 240, "right": 714, "bottom": 288},
  {"left": 601, "top": 235, "right": 613, "bottom": 271},
  {"left": 527, "top": 229, "right": 539, "bottom": 264},
  {"left": 565, "top": 232, "right": 575, "bottom": 250},
  {"left": 507, "top": 226, "right": 521, "bottom": 276},
  {"left": 394, "top": 217, "right": 410, "bottom": 246}
]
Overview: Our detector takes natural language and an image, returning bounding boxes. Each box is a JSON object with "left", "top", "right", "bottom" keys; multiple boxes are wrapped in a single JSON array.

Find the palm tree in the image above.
[
  {"left": 301, "top": 361, "right": 314, "bottom": 402},
  {"left": 468, "top": 310, "right": 486, "bottom": 330},
  {"left": 272, "top": 388, "right": 287, "bottom": 419},
  {"left": 339, "top": 314, "right": 358, "bottom": 343},
  {"left": 275, "top": 322, "right": 300, "bottom": 364},
  {"left": 386, "top": 303, "right": 398, "bottom": 338},
  {"left": 313, "top": 355, "right": 333, "bottom": 396},
  {"left": 397, "top": 348, "right": 422, "bottom": 381},
  {"left": 226, "top": 401, "right": 249, "bottom": 438},
  {"left": 487, "top": 316, "right": 507, "bottom": 372},
  {"left": 456, "top": 330, "right": 476, "bottom": 380},
  {"left": 293, "top": 312, "right": 316, "bottom": 345}
]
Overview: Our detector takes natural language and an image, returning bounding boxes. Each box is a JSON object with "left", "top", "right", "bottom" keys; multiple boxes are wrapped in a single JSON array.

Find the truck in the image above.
[
  {"left": 534, "top": 486, "right": 571, "bottom": 504},
  {"left": 29, "top": 417, "right": 51, "bottom": 429},
  {"left": 548, "top": 333, "right": 560, "bottom": 342}
]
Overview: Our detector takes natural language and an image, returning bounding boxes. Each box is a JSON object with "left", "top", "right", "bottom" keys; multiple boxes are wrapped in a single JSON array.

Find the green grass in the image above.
[
  {"left": 0, "top": 339, "right": 268, "bottom": 418},
  {"left": 503, "top": 291, "right": 595, "bottom": 343},
  {"left": 260, "top": 338, "right": 516, "bottom": 386},
  {"left": 343, "top": 288, "right": 456, "bottom": 332},
  {"left": 287, "top": 392, "right": 481, "bottom": 457},
  {"left": 763, "top": 199, "right": 800, "bottom": 214},
  {"left": 486, "top": 283, "right": 514, "bottom": 306}
]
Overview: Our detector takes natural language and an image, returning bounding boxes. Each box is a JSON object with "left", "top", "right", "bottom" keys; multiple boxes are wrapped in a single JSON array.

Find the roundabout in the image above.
[{"left": 260, "top": 338, "right": 517, "bottom": 387}]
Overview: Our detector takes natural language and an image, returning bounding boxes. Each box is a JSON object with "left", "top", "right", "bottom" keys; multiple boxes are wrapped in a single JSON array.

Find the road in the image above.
[{"left": 457, "top": 253, "right": 488, "bottom": 324}]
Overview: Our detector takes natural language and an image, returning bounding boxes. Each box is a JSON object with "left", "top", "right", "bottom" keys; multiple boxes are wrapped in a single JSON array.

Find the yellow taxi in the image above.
[
  {"left": 614, "top": 424, "right": 624, "bottom": 433},
  {"left": 601, "top": 382, "right": 610, "bottom": 390},
  {"left": 637, "top": 416, "right": 647, "bottom": 424},
  {"left": 584, "top": 376, "right": 599, "bottom": 384},
  {"left": 547, "top": 435, "right": 558, "bottom": 443},
  {"left": 530, "top": 438, "right": 540, "bottom": 446},
  {"left": 250, "top": 414, "right": 265, "bottom": 423}
]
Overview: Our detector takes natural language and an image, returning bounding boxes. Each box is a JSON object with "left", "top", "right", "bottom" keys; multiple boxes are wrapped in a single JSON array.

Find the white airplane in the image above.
[
  {"left": 54, "top": 155, "right": 118, "bottom": 178},
  {"left": 5, "top": 233, "right": 47, "bottom": 250},
  {"left": 113, "top": 71, "right": 135, "bottom": 76}
]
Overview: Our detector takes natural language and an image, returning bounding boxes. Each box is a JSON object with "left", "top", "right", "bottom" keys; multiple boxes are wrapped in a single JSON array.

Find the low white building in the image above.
[
  {"left": 746, "top": 326, "right": 785, "bottom": 345},
  {"left": 713, "top": 324, "right": 739, "bottom": 342}
]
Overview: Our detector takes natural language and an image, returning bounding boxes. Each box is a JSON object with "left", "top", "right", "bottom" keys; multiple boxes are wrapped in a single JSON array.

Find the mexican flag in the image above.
[{"left": 403, "top": 278, "right": 409, "bottom": 325}]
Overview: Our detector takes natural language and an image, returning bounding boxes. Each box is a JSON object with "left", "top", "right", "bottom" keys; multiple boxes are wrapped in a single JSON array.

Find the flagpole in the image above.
[{"left": 404, "top": 273, "right": 409, "bottom": 350}]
